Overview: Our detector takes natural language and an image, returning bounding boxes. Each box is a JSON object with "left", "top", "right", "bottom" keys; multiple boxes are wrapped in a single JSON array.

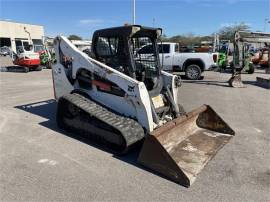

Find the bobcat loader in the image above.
[{"left": 52, "top": 25, "right": 234, "bottom": 187}]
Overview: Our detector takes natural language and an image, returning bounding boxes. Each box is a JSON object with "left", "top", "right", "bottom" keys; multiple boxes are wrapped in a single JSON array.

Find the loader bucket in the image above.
[
  {"left": 228, "top": 74, "right": 245, "bottom": 88},
  {"left": 138, "top": 105, "right": 234, "bottom": 187}
]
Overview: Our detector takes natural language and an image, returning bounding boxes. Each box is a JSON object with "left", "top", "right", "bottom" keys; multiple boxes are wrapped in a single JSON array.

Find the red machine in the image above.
[
  {"left": 258, "top": 49, "right": 269, "bottom": 67},
  {"left": 252, "top": 48, "right": 269, "bottom": 67},
  {"left": 13, "top": 40, "right": 41, "bottom": 71}
]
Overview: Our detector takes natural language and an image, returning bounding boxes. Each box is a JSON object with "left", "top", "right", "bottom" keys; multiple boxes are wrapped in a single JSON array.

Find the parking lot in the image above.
[{"left": 0, "top": 67, "right": 269, "bottom": 201}]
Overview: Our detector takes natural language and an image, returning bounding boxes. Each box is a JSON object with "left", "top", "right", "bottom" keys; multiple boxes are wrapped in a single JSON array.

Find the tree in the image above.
[
  {"left": 162, "top": 33, "right": 209, "bottom": 46},
  {"left": 68, "top": 35, "right": 82, "bottom": 40},
  {"left": 218, "top": 22, "right": 250, "bottom": 41},
  {"left": 160, "top": 34, "right": 168, "bottom": 41}
]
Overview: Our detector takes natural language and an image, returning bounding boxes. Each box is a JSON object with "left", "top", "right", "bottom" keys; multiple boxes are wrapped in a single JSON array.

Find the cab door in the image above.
[{"left": 159, "top": 44, "right": 173, "bottom": 71}]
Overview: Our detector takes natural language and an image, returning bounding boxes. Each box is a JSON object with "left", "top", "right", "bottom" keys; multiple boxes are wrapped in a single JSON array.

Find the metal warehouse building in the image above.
[{"left": 0, "top": 20, "right": 44, "bottom": 53}]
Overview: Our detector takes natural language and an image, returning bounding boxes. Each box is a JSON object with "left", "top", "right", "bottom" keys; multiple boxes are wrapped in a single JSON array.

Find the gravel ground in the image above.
[{"left": 0, "top": 65, "right": 269, "bottom": 201}]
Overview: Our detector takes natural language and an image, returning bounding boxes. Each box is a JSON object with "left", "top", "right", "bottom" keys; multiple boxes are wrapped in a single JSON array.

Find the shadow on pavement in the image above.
[
  {"left": 182, "top": 79, "right": 269, "bottom": 89},
  {"left": 0, "top": 65, "right": 29, "bottom": 73},
  {"left": 1, "top": 65, "right": 48, "bottom": 73},
  {"left": 179, "top": 75, "right": 205, "bottom": 80},
  {"left": 183, "top": 80, "right": 231, "bottom": 87},
  {"left": 211, "top": 69, "right": 233, "bottom": 74},
  {"left": 243, "top": 80, "right": 270, "bottom": 89},
  {"left": 14, "top": 99, "right": 170, "bottom": 182}
]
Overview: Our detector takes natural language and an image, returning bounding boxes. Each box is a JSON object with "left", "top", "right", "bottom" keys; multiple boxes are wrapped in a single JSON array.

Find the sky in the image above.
[{"left": 1, "top": 0, "right": 270, "bottom": 39}]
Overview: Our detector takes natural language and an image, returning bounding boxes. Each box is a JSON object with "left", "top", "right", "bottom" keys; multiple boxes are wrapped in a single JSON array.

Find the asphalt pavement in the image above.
[{"left": 0, "top": 66, "right": 269, "bottom": 201}]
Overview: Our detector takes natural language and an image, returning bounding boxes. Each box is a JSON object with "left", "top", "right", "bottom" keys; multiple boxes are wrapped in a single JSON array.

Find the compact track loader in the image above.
[{"left": 52, "top": 25, "right": 234, "bottom": 187}]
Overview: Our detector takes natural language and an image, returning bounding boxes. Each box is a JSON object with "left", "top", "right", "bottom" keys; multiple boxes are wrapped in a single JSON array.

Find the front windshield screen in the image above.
[
  {"left": 34, "top": 45, "right": 44, "bottom": 52},
  {"left": 131, "top": 36, "right": 159, "bottom": 79},
  {"left": 22, "top": 42, "right": 33, "bottom": 51}
]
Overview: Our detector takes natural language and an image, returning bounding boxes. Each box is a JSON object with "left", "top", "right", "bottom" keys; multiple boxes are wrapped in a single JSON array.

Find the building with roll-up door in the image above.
[{"left": 0, "top": 20, "right": 44, "bottom": 53}]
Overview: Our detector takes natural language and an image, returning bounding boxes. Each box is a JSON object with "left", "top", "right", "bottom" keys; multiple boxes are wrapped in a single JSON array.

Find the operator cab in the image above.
[
  {"left": 92, "top": 25, "right": 163, "bottom": 94},
  {"left": 16, "top": 40, "right": 34, "bottom": 54}
]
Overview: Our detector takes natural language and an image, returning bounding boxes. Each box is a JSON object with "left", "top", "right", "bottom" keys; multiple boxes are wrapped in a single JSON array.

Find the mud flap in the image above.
[{"left": 138, "top": 105, "right": 235, "bottom": 187}]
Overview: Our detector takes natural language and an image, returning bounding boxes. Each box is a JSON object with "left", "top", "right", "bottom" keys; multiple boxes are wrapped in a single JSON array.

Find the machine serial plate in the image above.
[{"left": 152, "top": 95, "right": 165, "bottom": 109}]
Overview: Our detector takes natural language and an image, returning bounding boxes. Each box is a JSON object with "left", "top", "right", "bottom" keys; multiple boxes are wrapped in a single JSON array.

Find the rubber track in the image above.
[{"left": 58, "top": 93, "right": 145, "bottom": 152}]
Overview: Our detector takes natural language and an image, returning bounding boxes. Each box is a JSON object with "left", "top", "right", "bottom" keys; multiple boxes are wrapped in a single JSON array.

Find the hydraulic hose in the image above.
[{"left": 166, "top": 86, "right": 180, "bottom": 117}]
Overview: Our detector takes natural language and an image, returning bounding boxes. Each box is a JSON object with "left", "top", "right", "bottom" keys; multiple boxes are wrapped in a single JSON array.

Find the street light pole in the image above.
[
  {"left": 264, "top": 18, "right": 269, "bottom": 32},
  {"left": 132, "top": 0, "right": 136, "bottom": 25}
]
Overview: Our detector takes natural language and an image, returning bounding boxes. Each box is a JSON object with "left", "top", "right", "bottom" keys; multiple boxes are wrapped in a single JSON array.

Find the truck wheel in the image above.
[
  {"left": 24, "top": 67, "right": 29, "bottom": 73},
  {"left": 221, "top": 61, "right": 227, "bottom": 70},
  {"left": 46, "top": 61, "right": 52, "bottom": 69},
  {"left": 185, "top": 65, "right": 201, "bottom": 80},
  {"left": 247, "top": 64, "right": 255, "bottom": 74}
]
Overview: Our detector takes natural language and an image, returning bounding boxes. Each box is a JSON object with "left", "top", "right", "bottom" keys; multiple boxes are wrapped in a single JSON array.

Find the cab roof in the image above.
[{"left": 92, "top": 25, "right": 162, "bottom": 39}]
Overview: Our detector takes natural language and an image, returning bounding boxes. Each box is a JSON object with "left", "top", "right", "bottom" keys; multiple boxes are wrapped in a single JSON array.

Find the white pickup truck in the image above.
[{"left": 137, "top": 42, "right": 217, "bottom": 80}]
